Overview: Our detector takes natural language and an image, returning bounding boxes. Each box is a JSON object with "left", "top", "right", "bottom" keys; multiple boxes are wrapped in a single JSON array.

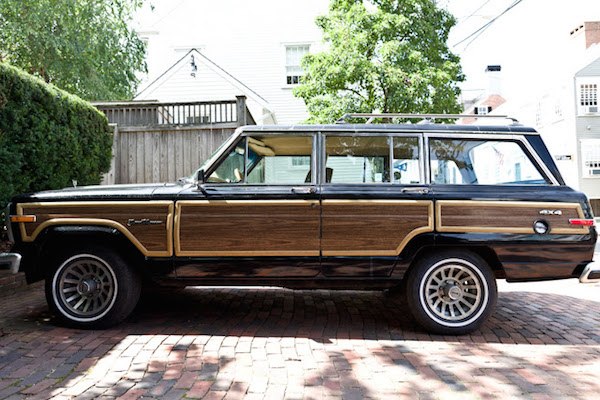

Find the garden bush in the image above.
[{"left": 0, "top": 62, "right": 112, "bottom": 213}]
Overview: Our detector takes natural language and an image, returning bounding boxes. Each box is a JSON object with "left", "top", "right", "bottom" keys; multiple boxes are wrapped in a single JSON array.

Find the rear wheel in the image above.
[
  {"left": 406, "top": 251, "right": 497, "bottom": 335},
  {"left": 45, "top": 246, "right": 141, "bottom": 329}
]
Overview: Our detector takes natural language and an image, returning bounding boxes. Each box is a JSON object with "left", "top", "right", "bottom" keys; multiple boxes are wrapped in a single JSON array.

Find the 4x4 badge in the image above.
[{"left": 539, "top": 209, "right": 562, "bottom": 216}]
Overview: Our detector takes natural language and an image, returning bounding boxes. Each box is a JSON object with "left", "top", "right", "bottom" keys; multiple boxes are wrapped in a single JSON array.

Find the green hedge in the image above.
[{"left": 0, "top": 62, "right": 113, "bottom": 211}]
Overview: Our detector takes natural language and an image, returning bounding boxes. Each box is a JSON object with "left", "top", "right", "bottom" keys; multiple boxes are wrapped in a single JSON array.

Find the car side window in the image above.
[
  {"left": 429, "top": 139, "right": 548, "bottom": 185},
  {"left": 325, "top": 136, "right": 390, "bottom": 183},
  {"left": 324, "top": 135, "right": 420, "bottom": 184},
  {"left": 207, "top": 135, "right": 314, "bottom": 184},
  {"left": 393, "top": 137, "right": 421, "bottom": 184},
  {"left": 246, "top": 135, "right": 313, "bottom": 184}
]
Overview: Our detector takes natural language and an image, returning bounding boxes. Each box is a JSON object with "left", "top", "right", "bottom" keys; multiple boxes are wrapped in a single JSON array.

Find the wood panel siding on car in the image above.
[
  {"left": 16, "top": 202, "right": 174, "bottom": 256},
  {"left": 175, "top": 200, "right": 320, "bottom": 256},
  {"left": 321, "top": 200, "right": 434, "bottom": 256},
  {"left": 436, "top": 200, "right": 589, "bottom": 234}
]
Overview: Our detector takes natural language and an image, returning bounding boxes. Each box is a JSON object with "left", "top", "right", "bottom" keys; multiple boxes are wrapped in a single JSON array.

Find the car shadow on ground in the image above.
[{"left": 2, "top": 285, "right": 600, "bottom": 345}]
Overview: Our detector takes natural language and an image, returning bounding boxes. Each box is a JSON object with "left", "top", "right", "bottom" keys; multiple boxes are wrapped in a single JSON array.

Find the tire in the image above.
[
  {"left": 406, "top": 250, "right": 497, "bottom": 335},
  {"left": 45, "top": 245, "right": 141, "bottom": 329}
]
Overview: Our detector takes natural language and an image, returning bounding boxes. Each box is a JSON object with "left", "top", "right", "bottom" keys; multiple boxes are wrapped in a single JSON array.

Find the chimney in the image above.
[
  {"left": 584, "top": 22, "right": 600, "bottom": 48},
  {"left": 485, "top": 65, "right": 502, "bottom": 95}
]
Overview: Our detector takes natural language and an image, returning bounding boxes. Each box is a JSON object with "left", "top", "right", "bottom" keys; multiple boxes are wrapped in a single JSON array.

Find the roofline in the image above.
[{"left": 135, "top": 49, "right": 272, "bottom": 110}]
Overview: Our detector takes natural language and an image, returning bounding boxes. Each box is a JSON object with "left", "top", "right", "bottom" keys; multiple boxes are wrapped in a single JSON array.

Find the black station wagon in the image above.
[{"left": 1, "top": 113, "right": 598, "bottom": 334}]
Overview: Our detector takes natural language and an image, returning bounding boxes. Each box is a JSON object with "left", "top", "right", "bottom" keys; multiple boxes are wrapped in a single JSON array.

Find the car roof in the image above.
[{"left": 239, "top": 124, "right": 539, "bottom": 135}]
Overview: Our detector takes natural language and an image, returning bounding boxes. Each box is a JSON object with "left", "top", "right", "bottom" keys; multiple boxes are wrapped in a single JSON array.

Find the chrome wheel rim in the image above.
[
  {"left": 52, "top": 254, "right": 118, "bottom": 322},
  {"left": 419, "top": 258, "right": 488, "bottom": 328}
]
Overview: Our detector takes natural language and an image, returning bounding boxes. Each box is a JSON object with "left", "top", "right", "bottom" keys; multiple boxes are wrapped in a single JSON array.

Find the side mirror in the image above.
[{"left": 197, "top": 169, "right": 205, "bottom": 184}]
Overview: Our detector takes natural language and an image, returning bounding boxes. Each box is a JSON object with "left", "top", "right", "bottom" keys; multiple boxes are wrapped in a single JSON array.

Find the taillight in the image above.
[{"left": 569, "top": 219, "right": 595, "bottom": 226}]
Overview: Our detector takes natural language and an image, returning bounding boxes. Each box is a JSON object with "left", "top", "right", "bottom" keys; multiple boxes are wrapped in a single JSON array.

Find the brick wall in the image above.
[{"left": 585, "top": 21, "right": 600, "bottom": 49}]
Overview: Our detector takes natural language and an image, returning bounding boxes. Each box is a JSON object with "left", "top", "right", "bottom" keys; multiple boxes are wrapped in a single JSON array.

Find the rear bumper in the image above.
[
  {"left": 0, "top": 253, "right": 21, "bottom": 274},
  {"left": 579, "top": 261, "right": 600, "bottom": 283}
]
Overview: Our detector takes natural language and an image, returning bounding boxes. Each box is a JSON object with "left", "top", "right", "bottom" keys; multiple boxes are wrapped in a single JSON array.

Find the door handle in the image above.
[
  {"left": 291, "top": 187, "right": 316, "bottom": 194},
  {"left": 401, "top": 187, "right": 430, "bottom": 194}
]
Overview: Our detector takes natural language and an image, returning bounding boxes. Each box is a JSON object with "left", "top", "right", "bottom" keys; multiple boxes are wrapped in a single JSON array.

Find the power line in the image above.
[
  {"left": 452, "top": 0, "right": 525, "bottom": 51},
  {"left": 458, "top": 0, "right": 494, "bottom": 26}
]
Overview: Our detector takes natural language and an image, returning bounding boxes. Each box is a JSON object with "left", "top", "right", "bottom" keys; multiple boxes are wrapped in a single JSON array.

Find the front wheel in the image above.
[
  {"left": 406, "top": 251, "right": 497, "bottom": 335},
  {"left": 45, "top": 246, "right": 141, "bottom": 329}
]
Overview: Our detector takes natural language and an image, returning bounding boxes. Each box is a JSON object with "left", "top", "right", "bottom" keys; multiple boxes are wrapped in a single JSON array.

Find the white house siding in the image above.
[
  {"left": 575, "top": 59, "right": 600, "bottom": 202},
  {"left": 135, "top": 0, "right": 329, "bottom": 125}
]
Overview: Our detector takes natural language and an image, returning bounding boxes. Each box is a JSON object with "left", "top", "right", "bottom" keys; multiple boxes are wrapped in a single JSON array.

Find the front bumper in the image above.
[
  {"left": 579, "top": 261, "right": 600, "bottom": 283},
  {"left": 0, "top": 253, "right": 21, "bottom": 274}
]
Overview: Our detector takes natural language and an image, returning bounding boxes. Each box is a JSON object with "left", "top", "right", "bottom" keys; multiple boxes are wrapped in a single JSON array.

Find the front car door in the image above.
[
  {"left": 174, "top": 131, "right": 321, "bottom": 278},
  {"left": 319, "top": 131, "right": 434, "bottom": 277}
]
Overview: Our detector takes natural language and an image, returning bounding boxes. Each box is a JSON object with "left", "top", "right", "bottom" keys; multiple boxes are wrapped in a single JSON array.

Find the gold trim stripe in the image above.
[
  {"left": 436, "top": 200, "right": 589, "bottom": 235},
  {"left": 17, "top": 201, "right": 174, "bottom": 257}
]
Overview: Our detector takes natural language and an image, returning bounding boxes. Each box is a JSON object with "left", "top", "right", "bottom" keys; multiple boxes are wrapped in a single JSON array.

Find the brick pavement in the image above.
[{"left": 0, "top": 279, "right": 599, "bottom": 399}]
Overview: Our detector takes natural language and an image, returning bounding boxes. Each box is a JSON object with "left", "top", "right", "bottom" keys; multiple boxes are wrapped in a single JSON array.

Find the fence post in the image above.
[
  {"left": 236, "top": 95, "right": 247, "bottom": 126},
  {"left": 101, "top": 123, "right": 118, "bottom": 185}
]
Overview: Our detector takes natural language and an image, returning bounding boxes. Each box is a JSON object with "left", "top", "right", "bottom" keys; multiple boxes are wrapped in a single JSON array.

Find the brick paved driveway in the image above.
[{"left": 0, "top": 279, "right": 599, "bottom": 399}]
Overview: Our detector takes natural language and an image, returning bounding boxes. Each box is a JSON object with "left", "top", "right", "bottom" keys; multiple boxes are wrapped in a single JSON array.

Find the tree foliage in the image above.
[
  {"left": 0, "top": 62, "right": 113, "bottom": 211},
  {"left": 294, "top": 0, "right": 464, "bottom": 123},
  {"left": 0, "top": 0, "right": 146, "bottom": 101}
]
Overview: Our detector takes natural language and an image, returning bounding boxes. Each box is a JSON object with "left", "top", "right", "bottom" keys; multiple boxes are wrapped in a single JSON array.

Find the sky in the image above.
[{"left": 442, "top": 0, "right": 600, "bottom": 102}]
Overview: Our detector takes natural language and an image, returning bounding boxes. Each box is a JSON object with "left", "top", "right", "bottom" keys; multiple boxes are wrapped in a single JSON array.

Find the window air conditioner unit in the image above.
[{"left": 584, "top": 105, "right": 599, "bottom": 114}]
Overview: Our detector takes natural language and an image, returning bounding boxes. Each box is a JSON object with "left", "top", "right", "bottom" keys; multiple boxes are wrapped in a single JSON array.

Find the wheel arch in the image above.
[
  {"left": 403, "top": 244, "right": 506, "bottom": 282},
  {"left": 30, "top": 225, "right": 147, "bottom": 283}
]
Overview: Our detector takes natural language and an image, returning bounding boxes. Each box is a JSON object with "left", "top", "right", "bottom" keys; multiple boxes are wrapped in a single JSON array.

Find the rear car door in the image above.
[{"left": 319, "top": 132, "right": 434, "bottom": 277}]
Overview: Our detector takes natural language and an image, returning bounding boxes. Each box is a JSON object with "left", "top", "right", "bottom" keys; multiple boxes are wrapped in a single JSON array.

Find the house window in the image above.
[
  {"left": 291, "top": 156, "right": 310, "bottom": 167},
  {"left": 580, "top": 84, "right": 598, "bottom": 106},
  {"left": 285, "top": 45, "right": 309, "bottom": 85},
  {"left": 581, "top": 139, "right": 600, "bottom": 178},
  {"left": 474, "top": 106, "right": 491, "bottom": 115}
]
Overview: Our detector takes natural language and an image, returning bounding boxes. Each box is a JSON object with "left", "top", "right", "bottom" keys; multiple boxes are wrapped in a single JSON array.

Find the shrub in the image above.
[{"left": 0, "top": 62, "right": 112, "bottom": 212}]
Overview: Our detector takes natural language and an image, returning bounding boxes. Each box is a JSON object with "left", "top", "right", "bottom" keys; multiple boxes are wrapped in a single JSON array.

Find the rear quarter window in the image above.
[{"left": 429, "top": 139, "right": 549, "bottom": 185}]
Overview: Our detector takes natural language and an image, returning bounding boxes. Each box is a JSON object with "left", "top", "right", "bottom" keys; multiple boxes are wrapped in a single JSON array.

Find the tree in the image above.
[
  {"left": 0, "top": 0, "right": 146, "bottom": 101},
  {"left": 294, "top": 0, "right": 464, "bottom": 123},
  {"left": 0, "top": 63, "right": 113, "bottom": 211}
]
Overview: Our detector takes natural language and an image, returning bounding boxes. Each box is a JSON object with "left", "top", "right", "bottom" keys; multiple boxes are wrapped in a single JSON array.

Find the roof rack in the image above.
[{"left": 335, "top": 113, "right": 520, "bottom": 125}]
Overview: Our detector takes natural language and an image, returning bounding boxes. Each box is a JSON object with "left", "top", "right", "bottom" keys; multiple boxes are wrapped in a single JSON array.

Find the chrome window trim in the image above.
[{"left": 423, "top": 133, "right": 559, "bottom": 186}]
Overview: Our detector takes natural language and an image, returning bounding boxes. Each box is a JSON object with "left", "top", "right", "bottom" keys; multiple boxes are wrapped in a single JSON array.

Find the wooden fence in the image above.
[
  {"left": 102, "top": 124, "right": 235, "bottom": 184},
  {"left": 98, "top": 97, "right": 252, "bottom": 184}
]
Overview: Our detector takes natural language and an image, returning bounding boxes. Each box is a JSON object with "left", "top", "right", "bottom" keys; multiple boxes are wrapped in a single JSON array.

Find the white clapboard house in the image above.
[{"left": 134, "top": 0, "right": 329, "bottom": 125}]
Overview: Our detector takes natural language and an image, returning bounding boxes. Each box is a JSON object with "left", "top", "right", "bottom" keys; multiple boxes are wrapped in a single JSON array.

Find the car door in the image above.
[
  {"left": 174, "top": 131, "right": 321, "bottom": 278},
  {"left": 319, "top": 132, "right": 434, "bottom": 277}
]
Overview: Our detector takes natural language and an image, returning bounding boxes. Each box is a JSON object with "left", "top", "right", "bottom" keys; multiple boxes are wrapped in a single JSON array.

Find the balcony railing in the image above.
[{"left": 93, "top": 97, "right": 252, "bottom": 127}]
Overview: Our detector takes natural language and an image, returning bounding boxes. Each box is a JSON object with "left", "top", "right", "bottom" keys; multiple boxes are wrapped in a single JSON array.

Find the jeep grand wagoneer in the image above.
[{"left": 1, "top": 114, "right": 598, "bottom": 334}]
